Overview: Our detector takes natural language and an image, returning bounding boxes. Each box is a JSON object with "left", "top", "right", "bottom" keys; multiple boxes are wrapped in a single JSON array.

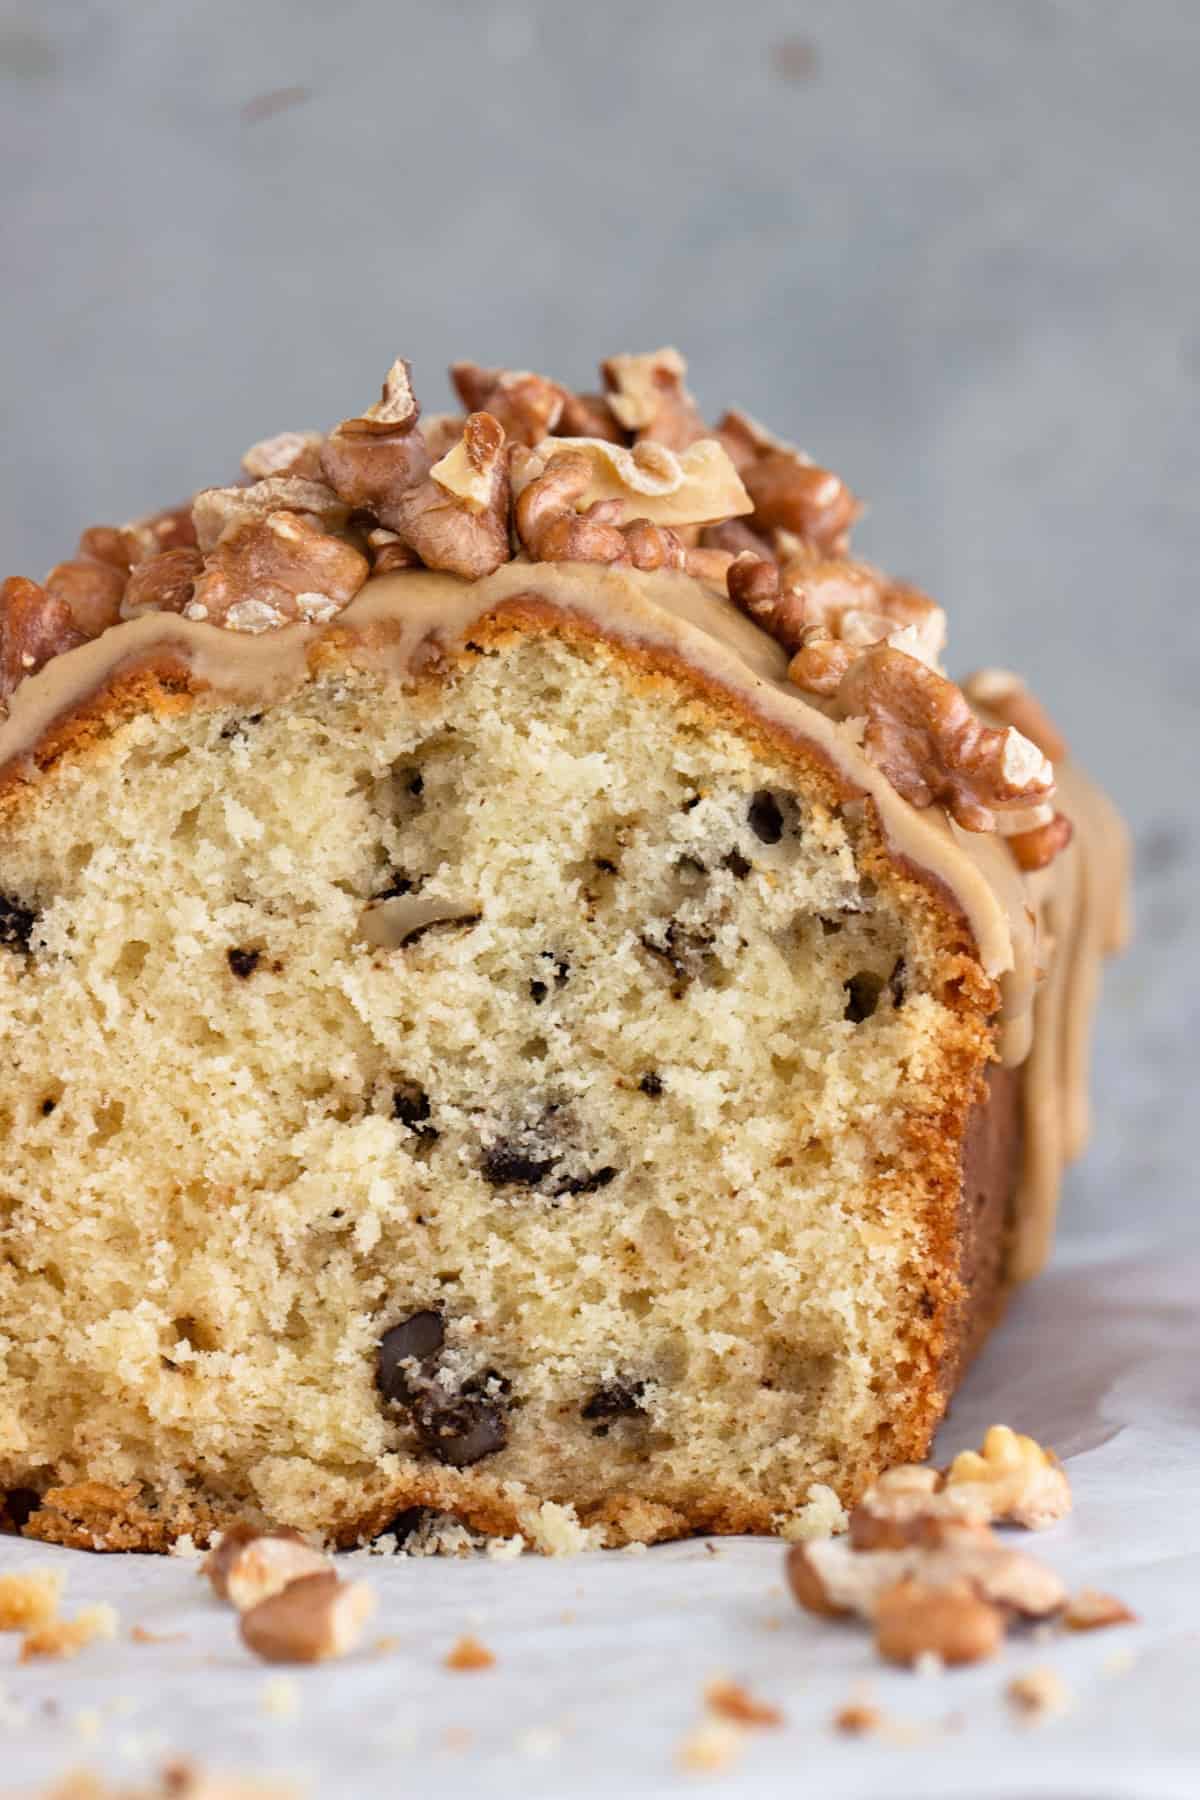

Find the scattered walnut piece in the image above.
[
  {"left": 849, "top": 1464, "right": 989, "bottom": 1550},
  {"left": 44, "top": 559, "right": 126, "bottom": 637},
  {"left": 451, "top": 362, "right": 567, "bottom": 446},
  {"left": 786, "top": 1541, "right": 852, "bottom": 1617},
  {"left": 875, "top": 1578, "right": 1004, "bottom": 1668},
  {"left": 704, "top": 1678, "right": 783, "bottom": 1728},
  {"left": 389, "top": 412, "right": 512, "bottom": 579},
  {"left": 835, "top": 648, "right": 1055, "bottom": 832},
  {"left": 1006, "top": 1665, "right": 1072, "bottom": 1720},
  {"left": 203, "top": 1525, "right": 330, "bottom": 1611},
  {"left": 241, "top": 430, "right": 324, "bottom": 482},
  {"left": 601, "top": 346, "right": 708, "bottom": 450},
  {"left": 944, "top": 1425, "right": 1071, "bottom": 1529},
  {"left": 239, "top": 1570, "right": 375, "bottom": 1664},
  {"left": 319, "top": 357, "right": 432, "bottom": 530},
  {"left": 1063, "top": 1588, "right": 1137, "bottom": 1632},
  {"left": 963, "top": 668, "right": 1069, "bottom": 764},
  {"left": 187, "top": 512, "right": 368, "bottom": 632},
  {"left": 0, "top": 1565, "right": 65, "bottom": 1630},
  {"left": 120, "top": 547, "right": 204, "bottom": 620},
  {"left": 789, "top": 1527, "right": 1065, "bottom": 1626},
  {"left": 444, "top": 1633, "right": 496, "bottom": 1671},
  {"left": 0, "top": 575, "right": 88, "bottom": 703},
  {"left": 20, "top": 1602, "right": 119, "bottom": 1662}
]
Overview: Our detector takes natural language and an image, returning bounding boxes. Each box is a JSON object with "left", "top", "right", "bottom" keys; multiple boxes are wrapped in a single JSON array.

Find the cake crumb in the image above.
[
  {"left": 0, "top": 1566, "right": 66, "bottom": 1630},
  {"left": 517, "top": 1500, "right": 605, "bottom": 1556},
  {"left": 168, "top": 1534, "right": 202, "bottom": 1560},
  {"left": 444, "top": 1633, "right": 495, "bottom": 1671},
  {"left": 833, "top": 1700, "right": 883, "bottom": 1737},
  {"left": 260, "top": 1675, "right": 299, "bottom": 1719},
  {"left": 704, "top": 1678, "right": 784, "bottom": 1728},
  {"left": 485, "top": 1534, "right": 526, "bottom": 1561},
  {"left": 1006, "top": 1666, "right": 1072, "bottom": 1721},
  {"left": 676, "top": 1719, "right": 744, "bottom": 1772},
  {"left": 22, "top": 1604, "right": 118, "bottom": 1662},
  {"left": 776, "top": 1482, "right": 849, "bottom": 1542}
]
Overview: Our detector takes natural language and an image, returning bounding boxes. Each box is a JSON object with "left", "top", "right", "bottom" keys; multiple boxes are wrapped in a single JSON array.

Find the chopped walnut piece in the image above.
[
  {"left": 450, "top": 362, "right": 567, "bottom": 446},
  {"left": 601, "top": 346, "right": 708, "bottom": 450},
  {"left": 78, "top": 525, "right": 141, "bottom": 571},
  {"left": 944, "top": 1425, "right": 1071, "bottom": 1529},
  {"left": 704, "top": 1678, "right": 783, "bottom": 1728},
  {"left": 120, "top": 547, "right": 204, "bottom": 620},
  {"left": 203, "top": 1525, "right": 330, "bottom": 1611},
  {"left": 366, "top": 527, "right": 419, "bottom": 575},
  {"left": 43, "top": 559, "right": 125, "bottom": 637},
  {"left": 239, "top": 1570, "right": 376, "bottom": 1664},
  {"left": 0, "top": 1566, "right": 65, "bottom": 1630},
  {"left": 788, "top": 1531, "right": 1065, "bottom": 1624},
  {"left": 187, "top": 512, "right": 368, "bottom": 632},
  {"left": 875, "top": 1578, "right": 1003, "bottom": 1668},
  {"left": 0, "top": 575, "right": 88, "bottom": 703},
  {"left": 963, "top": 668, "right": 1069, "bottom": 764},
  {"left": 319, "top": 357, "right": 432, "bottom": 530},
  {"left": 1008, "top": 812, "right": 1074, "bottom": 871},
  {"left": 701, "top": 516, "right": 774, "bottom": 561},
  {"left": 727, "top": 554, "right": 807, "bottom": 650},
  {"left": 388, "top": 412, "right": 512, "bottom": 579},
  {"left": 192, "top": 477, "right": 350, "bottom": 554},
  {"left": 421, "top": 412, "right": 469, "bottom": 461},
  {"left": 525, "top": 434, "right": 750, "bottom": 529},
  {"left": 128, "top": 503, "right": 198, "bottom": 561},
  {"left": 715, "top": 408, "right": 860, "bottom": 554},
  {"left": 834, "top": 647, "right": 1055, "bottom": 832},
  {"left": 241, "top": 430, "right": 325, "bottom": 482},
  {"left": 849, "top": 1466, "right": 990, "bottom": 1551},
  {"left": 516, "top": 451, "right": 729, "bottom": 579},
  {"left": 20, "top": 1602, "right": 119, "bottom": 1662},
  {"left": 558, "top": 389, "right": 625, "bottom": 442},
  {"left": 1006, "top": 1666, "right": 1072, "bottom": 1719},
  {"left": 833, "top": 1700, "right": 883, "bottom": 1736},
  {"left": 785, "top": 1542, "right": 851, "bottom": 1617},
  {"left": 787, "top": 632, "right": 859, "bottom": 696},
  {"left": 444, "top": 1633, "right": 496, "bottom": 1671},
  {"left": 1063, "top": 1589, "right": 1137, "bottom": 1632}
]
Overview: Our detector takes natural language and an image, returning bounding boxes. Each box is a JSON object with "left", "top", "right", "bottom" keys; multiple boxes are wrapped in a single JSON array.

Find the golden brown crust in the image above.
[{"left": 3, "top": 596, "right": 1007, "bottom": 1553}]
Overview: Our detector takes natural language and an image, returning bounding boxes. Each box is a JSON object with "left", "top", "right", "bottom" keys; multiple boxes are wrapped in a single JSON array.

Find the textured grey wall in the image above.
[{"left": 2, "top": 0, "right": 1197, "bottom": 1234}]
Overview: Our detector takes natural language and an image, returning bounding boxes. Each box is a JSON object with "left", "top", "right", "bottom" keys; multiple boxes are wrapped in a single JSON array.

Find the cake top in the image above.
[{"left": 0, "top": 346, "right": 1071, "bottom": 873}]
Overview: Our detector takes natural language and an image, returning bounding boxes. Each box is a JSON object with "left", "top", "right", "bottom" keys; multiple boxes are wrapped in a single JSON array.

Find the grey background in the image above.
[{"left": 1, "top": 0, "right": 1196, "bottom": 1239}]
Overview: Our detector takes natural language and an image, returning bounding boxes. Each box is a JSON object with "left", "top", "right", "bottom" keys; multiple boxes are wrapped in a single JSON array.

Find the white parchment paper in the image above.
[{"left": 3, "top": 1230, "right": 1199, "bottom": 1800}]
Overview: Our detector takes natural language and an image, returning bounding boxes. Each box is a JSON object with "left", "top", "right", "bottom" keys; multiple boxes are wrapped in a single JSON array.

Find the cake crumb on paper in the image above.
[
  {"left": 676, "top": 1718, "right": 744, "bottom": 1773},
  {"left": 0, "top": 1567, "right": 66, "bottom": 1630},
  {"left": 1007, "top": 1666, "right": 1072, "bottom": 1721},
  {"left": 21, "top": 1604, "right": 118, "bottom": 1662},
  {"left": 444, "top": 1634, "right": 495, "bottom": 1671},
  {"left": 704, "top": 1678, "right": 784, "bottom": 1728}
]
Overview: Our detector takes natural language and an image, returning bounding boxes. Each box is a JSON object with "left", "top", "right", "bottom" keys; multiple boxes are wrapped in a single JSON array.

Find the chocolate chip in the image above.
[
  {"left": 723, "top": 849, "right": 752, "bottom": 880},
  {"left": 3, "top": 1487, "right": 41, "bottom": 1530},
  {"left": 681, "top": 794, "right": 702, "bottom": 812},
  {"left": 640, "top": 921, "right": 714, "bottom": 994},
  {"left": 581, "top": 1380, "right": 646, "bottom": 1435},
  {"left": 407, "top": 772, "right": 424, "bottom": 796},
  {"left": 553, "top": 1165, "right": 617, "bottom": 1198},
  {"left": 376, "top": 871, "right": 415, "bottom": 899},
  {"left": 594, "top": 857, "right": 618, "bottom": 874},
  {"left": 529, "top": 979, "right": 548, "bottom": 1004},
  {"left": 638, "top": 1071, "right": 664, "bottom": 1098},
  {"left": 392, "top": 1081, "right": 437, "bottom": 1138},
  {"left": 819, "top": 916, "right": 843, "bottom": 935},
  {"left": 40, "top": 1097, "right": 56, "bottom": 1116},
  {"left": 889, "top": 957, "right": 907, "bottom": 1008},
  {"left": 747, "top": 790, "right": 784, "bottom": 844},
  {"left": 0, "top": 895, "right": 37, "bottom": 954},
  {"left": 219, "top": 712, "right": 263, "bottom": 741},
  {"left": 844, "top": 971, "right": 885, "bottom": 1023},
  {"left": 480, "top": 1139, "right": 557, "bottom": 1188},
  {"left": 376, "top": 1310, "right": 446, "bottom": 1403},
  {"left": 227, "top": 947, "right": 260, "bottom": 979},
  {"left": 412, "top": 1387, "right": 508, "bottom": 1467},
  {"left": 378, "top": 1506, "right": 428, "bottom": 1544}
]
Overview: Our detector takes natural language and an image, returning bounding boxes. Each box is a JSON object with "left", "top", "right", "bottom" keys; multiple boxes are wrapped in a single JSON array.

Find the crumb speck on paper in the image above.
[
  {"left": 73, "top": 1705, "right": 104, "bottom": 1741},
  {"left": 704, "top": 1678, "right": 783, "bottom": 1728},
  {"left": 1007, "top": 1666, "right": 1072, "bottom": 1721},
  {"left": 372, "top": 1634, "right": 400, "bottom": 1654},
  {"left": 1064, "top": 1589, "right": 1137, "bottom": 1632},
  {"left": 131, "top": 1625, "right": 188, "bottom": 1645},
  {"left": 677, "top": 1719, "right": 744, "bottom": 1772},
  {"left": 769, "top": 35, "right": 820, "bottom": 83},
  {"left": 260, "top": 1676, "right": 299, "bottom": 1719},
  {"left": 444, "top": 1634, "right": 495, "bottom": 1672},
  {"left": 168, "top": 1534, "right": 202, "bottom": 1560}
]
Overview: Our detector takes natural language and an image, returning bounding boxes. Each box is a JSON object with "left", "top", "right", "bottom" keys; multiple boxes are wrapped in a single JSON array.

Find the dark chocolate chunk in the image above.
[
  {"left": 407, "top": 772, "right": 424, "bottom": 797},
  {"left": 843, "top": 971, "right": 885, "bottom": 1023},
  {"left": 2, "top": 1487, "right": 41, "bottom": 1530},
  {"left": 376, "top": 871, "right": 415, "bottom": 899},
  {"left": 581, "top": 1380, "right": 647, "bottom": 1435},
  {"left": 594, "top": 857, "right": 618, "bottom": 874},
  {"left": 638, "top": 1071, "right": 664, "bottom": 1098},
  {"left": 747, "top": 790, "right": 784, "bottom": 844},
  {"left": 529, "top": 979, "right": 549, "bottom": 1004},
  {"left": 413, "top": 1387, "right": 508, "bottom": 1467},
  {"left": 553, "top": 1165, "right": 617, "bottom": 1198},
  {"left": 227, "top": 947, "right": 260, "bottom": 979},
  {"left": 392, "top": 1081, "right": 437, "bottom": 1139},
  {"left": 40, "top": 1097, "right": 56, "bottom": 1117},
  {"left": 0, "top": 895, "right": 37, "bottom": 954},
  {"left": 723, "top": 849, "right": 752, "bottom": 880},
  {"left": 480, "top": 1139, "right": 557, "bottom": 1188},
  {"left": 376, "top": 1309, "right": 446, "bottom": 1403}
]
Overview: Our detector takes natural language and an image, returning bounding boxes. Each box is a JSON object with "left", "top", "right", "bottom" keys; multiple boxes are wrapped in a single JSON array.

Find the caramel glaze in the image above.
[{"left": 0, "top": 559, "right": 1129, "bottom": 1279}]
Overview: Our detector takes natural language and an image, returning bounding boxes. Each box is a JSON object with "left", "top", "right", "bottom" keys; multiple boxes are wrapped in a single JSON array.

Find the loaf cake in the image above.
[{"left": 0, "top": 348, "right": 1128, "bottom": 1552}]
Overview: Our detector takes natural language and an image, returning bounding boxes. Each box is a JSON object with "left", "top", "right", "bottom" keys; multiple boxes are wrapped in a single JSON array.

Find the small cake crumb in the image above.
[
  {"left": 676, "top": 1719, "right": 744, "bottom": 1773},
  {"left": 444, "top": 1633, "right": 496, "bottom": 1671},
  {"left": 485, "top": 1534, "right": 526, "bottom": 1561},
  {"left": 168, "top": 1534, "right": 202, "bottom": 1560},
  {"left": 21, "top": 1604, "right": 119, "bottom": 1662},
  {"left": 260, "top": 1675, "right": 299, "bottom": 1719},
  {"left": 1006, "top": 1666, "right": 1072, "bottom": 1721},
  {"left": 704, "top": 1678, "right": 784, "bottom": 1728},
  {"left": 777, "top": 1482, "right": 849, "bottom": 1543},
  {"left": 833, "top": 1700, "right": 883, "bottom": 1737},
  {"left": 130, "top": 1625, "right": 188, "bottom": 1645},
  {"left": 1063, "top": 1588, "right": 1137, "bottom": 1632},
  {"left": 517, "top": 1499, "right": 605, "bottom": 1556},
  {"left": 0, "top": 1566, "right": 66, "bottom": 1630}
]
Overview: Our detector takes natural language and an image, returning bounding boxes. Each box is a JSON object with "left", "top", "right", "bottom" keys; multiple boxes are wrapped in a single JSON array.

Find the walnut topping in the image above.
[
  {"left": 715, "top": 408, "right": 860, "bottom": 553},
  {"left": 831, "top": 647, "right": 1055, "bottom": 832},
  {"left": 1, "top": 575, "right": 87, "bottom": 704},
  {"left": 203, "top": 1525, "right": 331, "bottom": 1611},
  {"left": 241, "top": 430, "right": 325, "bottom": 482},
  {"left": 558, "top": 389, "right": 625, "bottom": 442},
  {"left": 192, "top": 477, "right": 350, "bottom": 554},
  {"left": 318, "top": 357, "right": 432, "bottom": 529},
  {"left": 388, "top": 412, "right": 512, "bottom": 580},
  {"left": 45, "top": 559, "right": 127, "bottom": 638},
  {"left": 1008, "top": 812, "right": 1074, "bottom": 871},
  {"left": 520, "top": 435, "right": 751, "bottom": 529},
  {"left": 239, "top": 1570, "right": 376, "bottom": 1664},
  {"left": 77, "top": 524, "right": 141, "bottom": 571},
  {"left": 451, "top": 363, "right": 567, "bottom": 446},
  {"left": 727, "top": 554, "right": 808, "bottom": 650},
  {"left": 601, "top": 346, "right": 707, "bottom": 450},
  {"left": 127, "top": 503, "right": 198, "bottom": 561},
  {"left": 963, "top": 668, "right": 1069, "bottom": 764},
  {"left": 120, "top": 547, "right": 204, "bottom": 620},
  {"left": 186, "top": 512, "right": 368, "bottom": 632},
  {"left": 944, "top": 1425, "right": 1072, "bottom": 1529},
  {"left": 515, "top": 450, "right": 729, "bottom": 579}
]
